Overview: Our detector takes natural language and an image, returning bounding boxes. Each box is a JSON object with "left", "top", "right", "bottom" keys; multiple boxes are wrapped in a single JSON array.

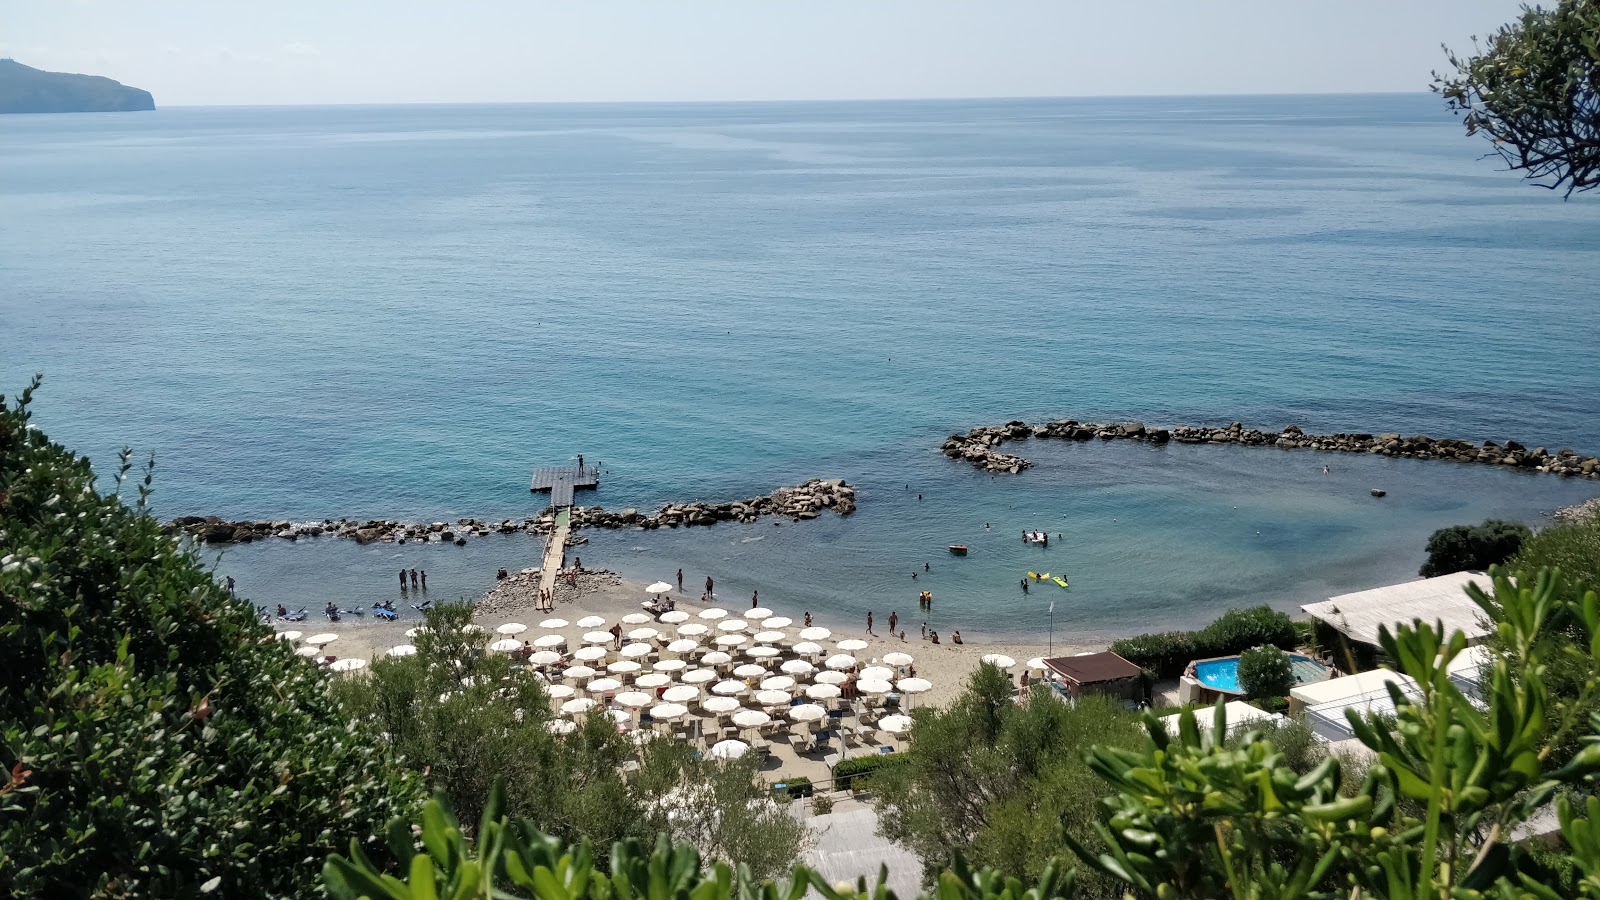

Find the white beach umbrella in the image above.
[
  {"left": 714, "top": 634, "right": 748, "bottom": 648},
  {"left": 755, "top": 689, "right": 791, "bottom": 706},
  {"left": 825, "top": 654, "right": 857, "bottom": 670},
  {"left": 650, "top": 703, "right": 689, "bottom": 722},
  {"left": 806, "top": 683, "right": 842, "bottom": 700},
  {"left": 860, "top": 666, "right": 895, "bottom": 681},
  {"left": 533, "top": 634, "right": 565, "bottom": 648},
  {"left": 703, "top": 696, "right": 740, "bottom": 713},
  {"left": 386, "top": 644, "right": 417, "bottom": 657},
  {"left": 635, "top": 672, "right": 672, "bottom": 689},
  {"left": 538, "top": 618, "right": 569, "bottom": 629},
  {"left": 659, "top": 610, "right": 690, "bottom": 624},
  {"left": 663, "top": 685, "right": 700, "bottom": 703},
  {"left": 857, "top": 678, "right": 893, "bottom": 695},
  {"left": 746, "top": 607, "right": 773, "bottom": 620},
  {"left": 276, "top": 630, "right": 302, "bottom": 642},
  {"left": 710, "top": 739, "right": 749, "bottom": 759},
  {"left": 702, "top": 651, "right": 733, "bottom": 666},
  {"left": 761, "top": 675, "right": 796, "bottom": 691},
  {"left": 616, "top": 612, "right": 647, "bottom": 625},
  {"left": 745, "top": 646, "right": 779, "bottom": 659},
  {"left": 667, "top": 638, "right": 699, "bottom": 654},
  {"left": 681, "top": 668, "right": 717, "bottom": 684},
  {"left": 698, "top": 608, "right": 729, "bottom": 620},
  {"left": 620, "top": 642, "right": 654, "bottom": 658},
  {"left": 677, "top": 623, "right": 709, "bottom": 637},
  {"left": 789, "top": 704, "right": 827, "bottom": 723},
  {"left": 793, "top": 641, "right": 823, "bottom": 656},
  {"left": 582, "top": 631, "right": 612, "bottom": 645},
  {"left": 764, "top": 616, "right": 793, "bottom": 629},
  {"left": 897, "top": 677, "right": 933, "bottom": 694},
  {"left": 489, "top": 638, "right": 524, "bottom": 653},
  {"left": 646, "top": 581, "right": 673, "bottom": 594},
  {"left": 615, "top": 691, "right": 652, "bottom": 709},
  {"left": 588, "top": 677, "right": 622, "bottom": 693},
  {"left": 814, "top": 670, "right": 848, "bottom": 685},
  {"left": 732, "top": 709, "right": 770, "bottom": 729},
  {"left": 752, "top": 630, "right": 786, "bottom": 644},
  {"left": 577, "top": 616, "right": 607, "bottom": 629},
  {"left": 654, "top": 659, "right": 687, "bottom": 673},
  {"left": 496, "top": 622, "right": 528, "bottom": 635},
  {"left": 574, "top": 646, "right": 607, "bottom": 662},
  {"left": 878, "top": 714, "right": 913, "bottom": 734},
  {"left": 711, "top": 679, "right": 746, "bottom": 696},
  {"left": 530, "top": 650, "right": 562, "bottom": 666},
  {"left": 799, "top": 627, "right": 831, "bottom": 641},
  {"left": 1026, "top": 657, "right": 1050, "bottom": 672},
  {"left": 403, "top": 627, "right": 426, "bottom": 639},
  {"left": 607, "top": 659, "right": 642, "bottom": 675},
  {"left": 547, "top": 719, "right": 577, "bottom": 735},
  {"left": 883, "top": 652, "right": 915, "bottom": 667},
  {"left": 561, "top": 698, "right": 597, "bottom": 715},
  {"left": 305, "top": 633, "right": 338, "bottom": 647},
  {"left": 329, "top": 658, "right": 366, "bottom": 673},
  {"left": 982, "top": 654, "right": 1017, "bottom": 669},
  {"left": 460, "top": 624, "right": 487, "bottom": 635},
  {"left": 780, "top": 659, "right": 815, "bottom": 676},
  {"left": 564, "top": 665, "right": 596, "bottom": 680},
  {"left": 837, "top": 639, "right": 869, "bottom": 652},
  {"left": 733, "top": 663, "right": 768, "bottom": 678},
  {"left": 717, "top": 619, "right": 748, "bottom": 632},
  {"left": 295, "top": 645, "right": 323, "bottom": 658},
  {"left": 546, "top": 684, "right": 576, "bottom": 700},
  {"left": 627, "top": 627, "right": 660, "bottom": 642}
]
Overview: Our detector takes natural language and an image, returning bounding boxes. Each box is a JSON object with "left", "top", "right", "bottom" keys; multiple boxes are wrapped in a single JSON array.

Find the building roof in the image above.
[
  {"left": 1299, "top": 571, "right": 1491, "bottom": 647},
  {"left": 1291, "top": 669, "right": 1419, "bottom": 743},
  {"left": 1043, "top": 651, "right": 1142, "bottom": 685},
  {"left": 1160, "top": 700, "right": 1283, "bottom": 738}
]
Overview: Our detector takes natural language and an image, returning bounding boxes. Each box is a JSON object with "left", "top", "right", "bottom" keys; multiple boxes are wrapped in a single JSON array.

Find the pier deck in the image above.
[{"left": 530, "top": 464, "right": 599, "bottom": 509}]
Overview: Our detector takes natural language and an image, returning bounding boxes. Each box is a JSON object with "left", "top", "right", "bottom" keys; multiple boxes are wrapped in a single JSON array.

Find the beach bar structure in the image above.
[
  {"left": 1041, "top": 652, "right": 1143, "bottom": 702},
  {"left": 1298, "top": 571, "right": 1491, "bottom": 667}
]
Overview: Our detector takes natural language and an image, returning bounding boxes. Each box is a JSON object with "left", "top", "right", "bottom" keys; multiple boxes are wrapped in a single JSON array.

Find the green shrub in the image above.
[
  {"left": 0, "top": 378, "right": 425, "bottom": 899},
  {"left": 1236, "top": 646, "right": 1295, "bottom": 699},
  {"left": 1110, "top": 606, "right": 1296, "bottom": 679},
  {"left": 775, "top": 776, "right": 813, "bottom": 799},
  {"left": 1420, "top": 518, "right": 1531, "bottom": 577},
  {"left": 1106, "top": 631, "right": 1197, "bottom": 679},
  {"left": 832, "top": 751, "right": 904, "bottom": 791}
]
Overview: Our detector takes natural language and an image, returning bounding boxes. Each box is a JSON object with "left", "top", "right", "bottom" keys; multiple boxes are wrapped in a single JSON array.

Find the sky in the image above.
[{"left": 2, "top": 1, "right": 1532, "bottom": 106}]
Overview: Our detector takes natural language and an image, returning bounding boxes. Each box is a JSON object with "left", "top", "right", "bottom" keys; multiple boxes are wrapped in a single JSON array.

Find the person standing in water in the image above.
[
  {"left": 409, "top": 569, "right": 419, "bottom": 589},
  {"left": 866, "top": 612, "right": 874, "bottom": 635},
  {"left": 400, "top": 569, "right": 408, "bottom": 590},
  {"left": 888, "top": 610, "right": 898, "bottom": 634},
  {"left": 751, "top": 590, "right": 758, "bottom": 608},
  {"left": 705, "top": 575, "right": 714, "bottom": 599},
  {"left": 677, "top": 568, "right": 683, "bottom": 591},
  {"left": 420, "top": 570, "right": 427, "bottom": 590}
]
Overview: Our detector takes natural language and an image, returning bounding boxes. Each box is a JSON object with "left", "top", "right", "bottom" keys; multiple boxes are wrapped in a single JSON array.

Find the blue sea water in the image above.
[{"left": 3, "top": 94, "right": 1598, "bottom": 642}]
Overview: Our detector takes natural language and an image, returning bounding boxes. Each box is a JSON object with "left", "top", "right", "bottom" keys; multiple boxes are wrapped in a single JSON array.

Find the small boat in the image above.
[
  {"left": 1052, "top": 576, "right": 1070, "bottom": 589},
  {"left": 948, "top": 545, "right": 968, "bottom": 556}
]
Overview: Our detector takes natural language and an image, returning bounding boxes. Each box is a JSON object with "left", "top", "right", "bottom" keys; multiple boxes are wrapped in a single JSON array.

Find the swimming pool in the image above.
[{"left": 1192, "top": 653, "right": 1328, "bottom": 694}]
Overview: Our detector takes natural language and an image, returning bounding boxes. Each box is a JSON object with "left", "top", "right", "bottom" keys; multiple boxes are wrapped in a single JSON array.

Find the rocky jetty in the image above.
[
  {"left": 942, "top": 419, "right": 1600, "bottom": 479},
  {"left": 167, "top": 478, "right": 857, "bottom": 546},
  {"left": 1554, "top": 497, "right": 1600, "bottom": 524}
]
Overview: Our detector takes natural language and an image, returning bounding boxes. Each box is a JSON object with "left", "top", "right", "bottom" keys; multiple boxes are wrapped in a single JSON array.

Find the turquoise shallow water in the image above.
[{"left": 3, "top": 95, "right": 1598, "bottom": 640}]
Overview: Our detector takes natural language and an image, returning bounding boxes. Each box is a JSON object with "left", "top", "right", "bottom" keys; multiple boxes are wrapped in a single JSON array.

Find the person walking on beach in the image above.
[
  {"left": 888, "top": 611, "right": 898, "bottom": 634},
  {"left": 866, "top": 612, "right": 874, "bottom": 635},
  {"left": 677, "top": 568, "right": 683, "bottom": 591},
  {"left": 751, "top": 590, "right": 758, "bottom": 608},
  {"left": 610, "top": 623, "right": 623, "bottom": 649},
  {"left": 804, "top": 612, "right": 813, "bottom": 628},
  {"left": 420, "top": 570, "right": 427, "bottom": 590},
  {"left": 920, "top": 623, "right": 927, "bottom": 639}
]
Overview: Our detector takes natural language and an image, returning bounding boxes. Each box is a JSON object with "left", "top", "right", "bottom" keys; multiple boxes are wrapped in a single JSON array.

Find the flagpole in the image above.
[{"left": 1048, "top": 601, "right": 1055, "bottom": 656}]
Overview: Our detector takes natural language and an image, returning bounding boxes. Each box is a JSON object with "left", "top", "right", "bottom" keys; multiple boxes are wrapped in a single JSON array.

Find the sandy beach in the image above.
[{"left": 292, "top": 562, "right": 1098, "bottom": 713}]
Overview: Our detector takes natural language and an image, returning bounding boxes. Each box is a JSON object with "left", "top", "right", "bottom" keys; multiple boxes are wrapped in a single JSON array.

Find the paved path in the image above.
[{"left": 802, "top": 802, "right": 922, "bottom": 898}]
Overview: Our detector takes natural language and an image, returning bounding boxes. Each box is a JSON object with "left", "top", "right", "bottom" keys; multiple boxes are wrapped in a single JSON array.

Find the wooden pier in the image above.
[{"left": 530, "top": 463, "right": 599, "bottom": 509}]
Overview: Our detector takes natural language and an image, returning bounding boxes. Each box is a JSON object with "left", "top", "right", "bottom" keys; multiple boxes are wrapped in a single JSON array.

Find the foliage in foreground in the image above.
[
  {"left": 1435, "top": 0, "right": 1600, "bottom": 196},
  {"left": 333, "top": 601, "right": 807, "bottom": 879},
  {"left": 0, "top": 378, "right": 426, "bottom": 899},
  {"left": 1418, "top": 518, "right": 1530, "bottom": 578},
  {"left": 328, "top": 567, "right": 1600, "bottom": 900},
  {"left": 1109, "top": 605, "right": 1298, "bottom": 679}
]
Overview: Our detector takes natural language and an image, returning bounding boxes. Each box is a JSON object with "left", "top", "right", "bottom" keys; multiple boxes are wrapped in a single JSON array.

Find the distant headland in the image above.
[{"left": 0, "top": 59, "right": 154, "bottom": 114}]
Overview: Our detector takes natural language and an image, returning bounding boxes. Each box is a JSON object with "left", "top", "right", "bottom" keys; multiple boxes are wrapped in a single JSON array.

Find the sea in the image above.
[{"left": 3, "top": 94, "right": 1598, "bottom": 644}]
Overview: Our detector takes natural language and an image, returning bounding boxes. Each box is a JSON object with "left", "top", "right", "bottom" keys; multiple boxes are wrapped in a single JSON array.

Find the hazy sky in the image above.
[{"left": 3, "top": 1, "right": 1530, "bottom": 106}]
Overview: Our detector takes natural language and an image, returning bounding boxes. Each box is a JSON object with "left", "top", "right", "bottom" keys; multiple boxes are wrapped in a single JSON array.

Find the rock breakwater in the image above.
[
  {"left": 943, "top": 419, "right": 1600, "bottom": 479},
  {"left": 167, "top": 478, "right": 857, "bottom": 546}
]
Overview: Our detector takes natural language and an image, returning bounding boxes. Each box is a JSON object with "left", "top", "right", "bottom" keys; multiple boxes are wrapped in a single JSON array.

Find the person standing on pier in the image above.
[{"left": 577, "top": 454, "right": 584, "bottom": 470}]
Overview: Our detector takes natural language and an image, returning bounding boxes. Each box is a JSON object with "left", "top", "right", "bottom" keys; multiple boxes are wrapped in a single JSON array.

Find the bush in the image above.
[
  {"left": 1236, "top": 645, "right": 1295, "bottom": 699},
  {"left": 776, "top": 776, "right": 813, "bottom": 799},
  {"left": 0, "top": 378, "right": 425, "bottom": 899},
  {"left": 1110, "top": 606, "right": 1297, "bottom": 679},
  {"left": 832, "top": 751, "right": 904, "bottom": 791},
  {"left": 1420, "top": 518, "right": 1531, "bottom": 577}
]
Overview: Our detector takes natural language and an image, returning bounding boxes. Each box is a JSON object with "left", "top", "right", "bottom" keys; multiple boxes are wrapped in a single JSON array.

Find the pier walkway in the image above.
[
  {"left": 529, "top": 462, "right": 597, "bottom": 602},
  {"left": 537, "top": 508, "right": 571, "bottom": 602}
]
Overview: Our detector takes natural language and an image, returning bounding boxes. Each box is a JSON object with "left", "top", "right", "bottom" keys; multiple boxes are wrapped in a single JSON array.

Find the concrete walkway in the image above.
[
  {"left": 537, "top": 508, "right": 570, "bottom": 601},
  {"left": 802, "top": 800, "right": 922, "bottom": 898}
]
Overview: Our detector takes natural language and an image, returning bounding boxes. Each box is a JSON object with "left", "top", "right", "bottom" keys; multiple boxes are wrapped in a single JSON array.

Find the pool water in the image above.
[{"left": 1193, "top": 653, "right": 1329, "bottom": 694}]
